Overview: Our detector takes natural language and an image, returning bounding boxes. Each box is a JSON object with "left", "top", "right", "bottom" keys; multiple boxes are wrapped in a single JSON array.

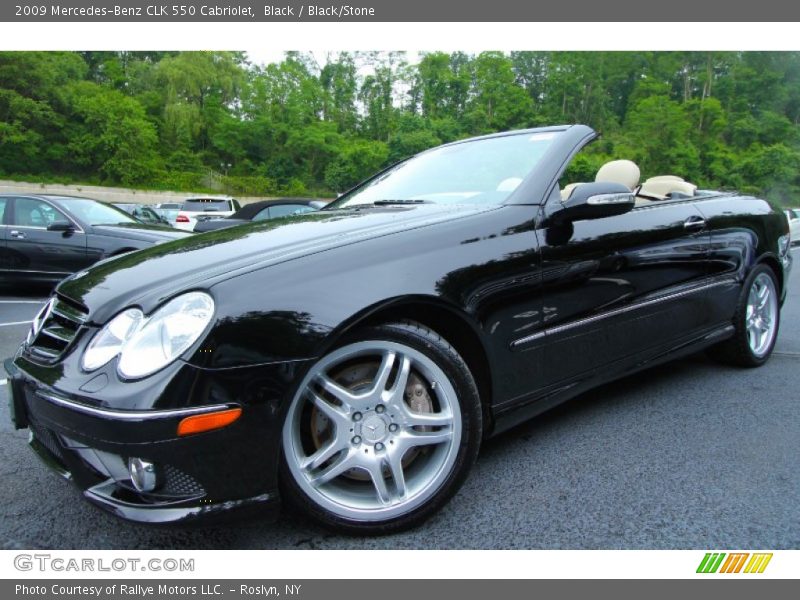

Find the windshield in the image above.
[
  {"left": 328, "top": 131, "right": 561, "bottom": 209},
  {"left": 57, "top": 198, "right": 138, "bottom": 226},
  {"left": 183, "top": 199, "right": 232, "bottom": 212}
]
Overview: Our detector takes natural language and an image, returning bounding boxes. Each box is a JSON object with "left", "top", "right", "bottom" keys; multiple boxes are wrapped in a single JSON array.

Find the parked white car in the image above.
[
  {"left": 785, "top": 209, "right": 800, "bottom": 245},
  {"left": 174, "top": 196, "right": 241, "bottom": 231}
]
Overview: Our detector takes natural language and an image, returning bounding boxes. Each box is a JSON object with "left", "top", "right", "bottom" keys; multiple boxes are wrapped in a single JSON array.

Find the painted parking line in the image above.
[
  {"left": 0, "top": 300, "right": 46, "bottom": 304},
  {"left": 0, "top": 321, "right": 32, "bottom": 327},
  {"left": 0, "top": 379, "right": 6, "bottom": 386}
]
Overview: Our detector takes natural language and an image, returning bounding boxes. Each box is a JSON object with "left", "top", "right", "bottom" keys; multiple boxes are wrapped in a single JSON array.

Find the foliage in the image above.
[{"left": 0, "top": 51, "right": 798, "bottom": 204}]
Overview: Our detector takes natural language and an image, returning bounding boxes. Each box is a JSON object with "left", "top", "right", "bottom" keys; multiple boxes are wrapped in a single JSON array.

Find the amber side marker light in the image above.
[{"left": 177, "top": 408, "right": 242, "bottom": 436}]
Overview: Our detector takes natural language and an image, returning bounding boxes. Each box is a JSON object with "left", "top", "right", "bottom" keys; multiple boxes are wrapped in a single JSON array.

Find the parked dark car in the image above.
[
  {"left": 0, "top": 194, "right": 189, "bottom": 284},
  {"left": 5, "top": 125, "right": 792, "bottom": 534},
  {"left": 112, "top": 203, "right": 173, "bottom": 227},
  {"left": 193, "top": 198, "right": 327, "bottom": 233}
]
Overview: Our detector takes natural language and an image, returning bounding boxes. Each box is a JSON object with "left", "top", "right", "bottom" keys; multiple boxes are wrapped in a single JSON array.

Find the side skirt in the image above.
[{"left": 490, "top": 323, "right": 735, "bottom": 436}]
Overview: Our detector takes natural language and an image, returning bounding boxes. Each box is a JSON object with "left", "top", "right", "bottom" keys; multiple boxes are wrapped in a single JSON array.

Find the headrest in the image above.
[{"left": 595, "top": 160, "right": 641, "bottom": 191}]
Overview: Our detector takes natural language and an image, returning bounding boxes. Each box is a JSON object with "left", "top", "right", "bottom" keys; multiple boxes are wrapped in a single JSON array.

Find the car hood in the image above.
[
  {"left": 91, "top": 223, "right": 189, "bottom": 243},
  {"left": 58, "top": 203, "right": 498, "bottom": 322}
]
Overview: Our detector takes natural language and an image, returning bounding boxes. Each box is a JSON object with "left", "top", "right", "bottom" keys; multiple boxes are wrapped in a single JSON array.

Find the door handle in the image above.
[
  {"left": 683, "top": 217, "right": 706, "bottom": 231},
  {"left": 9, "top": 230, "right": 25, "bottom": 239}
]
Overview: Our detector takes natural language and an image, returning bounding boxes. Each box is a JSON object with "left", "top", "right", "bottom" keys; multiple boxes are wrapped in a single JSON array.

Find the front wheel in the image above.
[
  {"left": 281, "top": 321, "right": 482, "bottom": 534},
  {"left": 709, "top": 264, "right": 781, "bottom": 367}
]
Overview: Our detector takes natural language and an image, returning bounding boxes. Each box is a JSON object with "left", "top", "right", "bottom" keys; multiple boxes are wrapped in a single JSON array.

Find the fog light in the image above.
[{"left": 128, "top": 458, "right": 158, "bottom": 492}]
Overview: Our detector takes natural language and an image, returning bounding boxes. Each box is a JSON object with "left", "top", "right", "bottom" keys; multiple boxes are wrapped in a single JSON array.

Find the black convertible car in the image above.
[
  {"left": 193, "top": 198, "right": 327, "bottom": 233},
  {"left": 0, "top": 195, "right": 188, "bottom": 284},
  {"left": 5, "top": 125, "right": 791, "bottom": 533}
]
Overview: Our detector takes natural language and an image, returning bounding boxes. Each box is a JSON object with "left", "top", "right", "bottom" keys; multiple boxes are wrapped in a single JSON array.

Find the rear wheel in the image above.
[
  {"left": 709, "top": 264, "right": 780, "bottom": 367},
  {"left": 281, "top": 321, "right": 482, "bottom": 534}
]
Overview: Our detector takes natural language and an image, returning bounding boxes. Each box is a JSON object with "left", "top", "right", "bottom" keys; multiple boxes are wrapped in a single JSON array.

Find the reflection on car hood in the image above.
[
  {"left": 91, "top": 223, "right": 189, "bottom": 243},
  {"left": 58, "top": 204, "right": 498, "bottom": 322},
  {"left": 193, "top": 218, "right": 248, "bottom": 232}
]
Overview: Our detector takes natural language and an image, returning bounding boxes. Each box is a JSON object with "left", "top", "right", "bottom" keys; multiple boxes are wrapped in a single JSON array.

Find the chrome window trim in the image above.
[
  {"left": 35, "top": 390, "right": 234, "bottom": 421},
  {"left": 510, "top": 277, "right": 737, "bottom": 350},
  {"left": 6, "top": 224, "right": 85, "bottom": 233}
]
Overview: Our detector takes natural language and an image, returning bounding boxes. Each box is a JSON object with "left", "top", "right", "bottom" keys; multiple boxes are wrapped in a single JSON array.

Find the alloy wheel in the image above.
[
  {"left": 746, "top": 272, "right": 778, "bottom": 358},
  {"left": 283, "top": 341, "right": 462, "bottom": 521}
]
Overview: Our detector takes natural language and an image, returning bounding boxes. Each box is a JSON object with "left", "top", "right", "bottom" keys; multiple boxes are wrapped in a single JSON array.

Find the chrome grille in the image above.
[{"left": 27, "top": 296, "right": 88, "bottom": 363}]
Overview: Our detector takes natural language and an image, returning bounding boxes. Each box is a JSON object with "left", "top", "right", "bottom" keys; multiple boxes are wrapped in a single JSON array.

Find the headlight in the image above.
[
  {"left": 81, "top": 291, "right": 214, "bottom": 378},
  {"left": 81, "top": 308, "right": 143, "bottom": 371},
  {"left": 117, "top": 292, "right": 214, "bottom": 379}
]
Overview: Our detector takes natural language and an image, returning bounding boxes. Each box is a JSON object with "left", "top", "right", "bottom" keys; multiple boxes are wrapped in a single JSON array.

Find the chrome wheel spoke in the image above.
[
  {"left": 365, "top": 462, "right": 393, "bottom": 505},
  {"left": 386, "top": 354, "right": 412, "bottom": 400},
  {"left": 402, "top": 427, "right": 453, "bottom": 447},
  {"left": 310, "top": 452, "right": 355, "bottom": 487},
  {"left": 386, "top": 451, "right": 407, "bottom": 499},
  {"left": 371, "top": 350, "right": 397, "bottom": 398},
  {"left": 316, "top": 375, "right": 361, "bottom": 408},
  {"left": 301, "top": 439, "right": 346, "bottom": 471},
  {"left": 748, "top": 286, "right": 758, "bottom": 308},
  {"left": 757, "top": 285, "right": 769, "bottom": 308},
  {"left": 404, "top": 409, "right": 453, "bottom": 428},
  {"left": 754, "top": 329, "right": 764, "bottom": 349},
  {"left": 309, "top": 389, "right": 350, "bottom": 424}
]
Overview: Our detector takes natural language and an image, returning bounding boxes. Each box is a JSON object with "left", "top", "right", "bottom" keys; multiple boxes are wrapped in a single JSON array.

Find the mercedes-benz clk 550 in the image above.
[{"left": 5, "top": 125, "right": 791, "bottom": 533}]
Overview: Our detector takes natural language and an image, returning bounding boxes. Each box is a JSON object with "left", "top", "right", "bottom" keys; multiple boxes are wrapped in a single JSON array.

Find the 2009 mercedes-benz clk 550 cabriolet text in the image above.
[{"left": 5, "top": 125, "right": 792, "bottom": 533}]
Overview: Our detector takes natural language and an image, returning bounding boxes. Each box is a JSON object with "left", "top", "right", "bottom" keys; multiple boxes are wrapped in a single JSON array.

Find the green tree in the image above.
[
  {"left": 63, "top": 81, "right": 161, "bottom": 184},
  {"left": 623, "top": 95, "right": 700, "bottom": 179}
]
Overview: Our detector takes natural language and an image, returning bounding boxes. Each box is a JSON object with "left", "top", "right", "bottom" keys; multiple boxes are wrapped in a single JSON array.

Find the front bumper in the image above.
[{"left": 5, "top": 355, "right": 309, "bottom": 525}]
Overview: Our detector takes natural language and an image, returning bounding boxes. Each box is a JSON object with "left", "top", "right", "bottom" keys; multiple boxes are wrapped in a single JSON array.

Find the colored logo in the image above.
[{"left": 697, "top": 552, "right": 773, "bottom": 574}]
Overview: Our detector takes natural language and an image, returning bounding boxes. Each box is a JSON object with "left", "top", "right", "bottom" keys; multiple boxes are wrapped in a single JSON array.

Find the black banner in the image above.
[
  {"left": 4, "top": 580, "right": 798, "bottom": 600},
  {"left": 2, "top": 0, "right": 799, "bottom": 22}
]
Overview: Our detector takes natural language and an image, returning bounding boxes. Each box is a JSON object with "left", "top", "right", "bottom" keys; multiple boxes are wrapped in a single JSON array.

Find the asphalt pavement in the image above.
[{"left": 1, "top": 256, "right": 798, "bottom": 550}]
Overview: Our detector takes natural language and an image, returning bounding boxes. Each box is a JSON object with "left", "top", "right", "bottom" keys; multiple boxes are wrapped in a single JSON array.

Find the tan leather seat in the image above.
[
  {"left": 595, "top": 160, "right": 641, "bottom": 190},
  {"left": 561, "top": 159, "right": 641, "bottom": 201},
  {"left": 639, "top": 175, "right": 697, "bottom": 200}
]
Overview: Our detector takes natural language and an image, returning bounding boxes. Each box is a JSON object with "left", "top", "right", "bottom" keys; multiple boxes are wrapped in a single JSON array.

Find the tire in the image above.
[
  {"left": 709, "top": 264, "right": 781, "bottom": 367},
  {"left": 280, "top": 320, "right": 482, "bottom": 534}
]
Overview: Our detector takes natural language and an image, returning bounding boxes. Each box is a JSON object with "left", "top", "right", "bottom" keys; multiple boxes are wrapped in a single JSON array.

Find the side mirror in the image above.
[
  {"left": 47, "top": 221, "right": 75, "bottom": 232},
  {"left": 555, "top": 182, "right": 635, "bottom": 223}
]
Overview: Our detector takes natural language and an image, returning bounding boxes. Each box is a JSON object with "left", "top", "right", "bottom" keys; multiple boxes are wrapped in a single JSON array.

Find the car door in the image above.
[
  {"left": 525, "top": 192, "right": 712, "bottom": 388},
  {"left": 6, "top": 196, "right": 88, "bottom": 277}
]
